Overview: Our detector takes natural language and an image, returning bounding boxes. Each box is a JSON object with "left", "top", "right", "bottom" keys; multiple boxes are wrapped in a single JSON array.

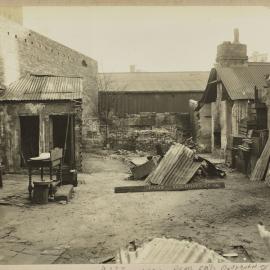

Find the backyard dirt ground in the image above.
[{"left": 1, "top": 151, "right": 270, "bottom": 264}]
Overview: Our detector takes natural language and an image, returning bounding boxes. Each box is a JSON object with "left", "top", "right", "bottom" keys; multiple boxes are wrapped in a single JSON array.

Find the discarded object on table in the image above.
[
  {"left": 130, "top": 156, "right": 161, "bottom": 180},
  {"left": 145, "top": 143, "right": 202, "bottom": 186},
  {"left": 27, "top": 148, "right": 63, "bottom": 200},
  {"left": 115, "top": 182, "right": 225, "bottom": 193},
  {"left": 116, "top": 238, "right": 229, "bottom": 263},
  {"left": 258, "top": 222, "right": 270, "bottom": 253}
]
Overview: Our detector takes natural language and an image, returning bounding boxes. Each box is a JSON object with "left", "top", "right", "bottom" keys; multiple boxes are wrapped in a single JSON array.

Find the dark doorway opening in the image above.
[
  {"left": 51, "top": 115, "right": 74, "bottom": 166},
  {"left": 20, "top": 116, "right": 39, "bottom": 167},
  {"left": 214, "top": 131, "right": 221, "bottom": 149}
]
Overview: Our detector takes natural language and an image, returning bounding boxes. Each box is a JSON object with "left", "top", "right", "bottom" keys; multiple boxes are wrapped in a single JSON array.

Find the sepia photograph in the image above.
[{"left": 1, "top": 0, "right": 270, "bottom": 266}]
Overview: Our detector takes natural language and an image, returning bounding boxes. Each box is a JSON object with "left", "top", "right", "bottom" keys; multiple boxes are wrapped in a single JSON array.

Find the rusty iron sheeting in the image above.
[
  {"left": 145, "top": 143, "right": 202, "bottom": 185},
  {"left": 0, "top": 74, "right": 83, "bottom": 101},
  {"left": 99, "top": 71, "right": 209, "bottom": 92},
  {"left": 114, "top": 182, "right": 225, "bottom": 193},
  {"left": 250, "top": 136, "right": 270, "bottom": 181},
  {"left": 117, "top": 238, "right": 229, "bottom": 264}
]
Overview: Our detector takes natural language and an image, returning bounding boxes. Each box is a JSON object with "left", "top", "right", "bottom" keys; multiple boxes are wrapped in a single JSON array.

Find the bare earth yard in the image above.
[{"left": 0, "top": 152, "right": 270, "bottom": 264}]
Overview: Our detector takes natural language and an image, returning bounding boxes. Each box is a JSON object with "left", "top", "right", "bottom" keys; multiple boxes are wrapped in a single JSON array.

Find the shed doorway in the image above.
[
  {"left": 50, "top": 115, "right": 74, "bottom": 166},
  {"left": 20, "top": 116, "right": 39, "bottom": 167}
]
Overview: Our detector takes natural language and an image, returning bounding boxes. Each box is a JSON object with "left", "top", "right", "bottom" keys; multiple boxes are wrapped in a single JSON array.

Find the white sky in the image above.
[{"left": 23, "top": 6, "right": 270, "bottom": 72}]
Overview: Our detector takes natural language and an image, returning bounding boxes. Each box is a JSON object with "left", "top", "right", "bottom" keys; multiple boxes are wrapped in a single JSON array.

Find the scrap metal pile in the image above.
[
  {"left": 115, "top": 143, "right": 226, "bottom": 193},
  {"left": 117, "top": 238, "right": 229, "bottom": 263}
]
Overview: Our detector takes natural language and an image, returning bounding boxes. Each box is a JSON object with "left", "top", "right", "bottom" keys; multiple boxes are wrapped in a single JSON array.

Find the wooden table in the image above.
[{"left": 27, "top": 148, "right": 63, "bottom": 199}]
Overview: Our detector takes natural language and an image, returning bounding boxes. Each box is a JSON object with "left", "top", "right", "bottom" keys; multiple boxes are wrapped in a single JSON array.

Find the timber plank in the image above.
[
  {"left": 250, "top": 136, "right": 270, "bottom": 181},
  {"left": 115, "top": 182, "right": 225, "bottom": 193}
]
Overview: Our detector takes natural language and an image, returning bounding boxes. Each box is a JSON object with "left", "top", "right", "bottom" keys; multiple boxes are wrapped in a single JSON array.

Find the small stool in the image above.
[{"left": 32, "top": 181, "right": 52, "bottom": 204}]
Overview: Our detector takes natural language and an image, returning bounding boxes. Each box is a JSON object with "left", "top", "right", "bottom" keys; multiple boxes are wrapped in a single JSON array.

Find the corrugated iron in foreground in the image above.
[
  {"left": 117, "top": 238, "right": 229, "bottom": 264},
  {"left": 145, "top": 143, "right": 202, "bottom": 185}
]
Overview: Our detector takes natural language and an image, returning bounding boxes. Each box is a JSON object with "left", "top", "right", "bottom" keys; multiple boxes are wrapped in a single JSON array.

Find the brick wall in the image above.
[{"left": 0, "top": 17, "right": 98, "bottom": 147}]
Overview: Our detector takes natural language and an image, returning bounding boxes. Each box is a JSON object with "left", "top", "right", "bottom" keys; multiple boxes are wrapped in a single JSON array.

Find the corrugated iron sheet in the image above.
[
  {"left": 99, "top": 71, "right": 209, "bottom": 92},
  {"left": 145, "top": 144, "right": 202, "bottom": 185},
  {"left": 0, "top": 74, "right": 83, "bottom": 101},
  {"left": 117, "top": 238, "right": 229, "bottom": 264}
]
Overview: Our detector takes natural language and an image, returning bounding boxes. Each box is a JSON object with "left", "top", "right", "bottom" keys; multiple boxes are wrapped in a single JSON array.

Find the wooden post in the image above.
[
  {"left": 28, "top": 165, "right": 33, "bottom": 199},
  {"left": 0, "top": 166, "right": 3, "bottom": 188}
]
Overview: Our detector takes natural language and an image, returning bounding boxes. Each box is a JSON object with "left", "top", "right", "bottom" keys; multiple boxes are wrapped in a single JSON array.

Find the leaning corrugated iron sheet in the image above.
[
  {"left": 0, "top": 73, "right": 83, "bottom": 101},
  {"left": 117, "top": 238, "right": 229, "bottom": 263},
  {"left": 145, "top": 143, "right": 202, "bottom": 185}
]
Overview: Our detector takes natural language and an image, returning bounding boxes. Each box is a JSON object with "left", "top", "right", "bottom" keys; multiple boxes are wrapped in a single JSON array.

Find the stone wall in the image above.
[{"left": 101, "top": 112, "right": 191, "bottom": 153}]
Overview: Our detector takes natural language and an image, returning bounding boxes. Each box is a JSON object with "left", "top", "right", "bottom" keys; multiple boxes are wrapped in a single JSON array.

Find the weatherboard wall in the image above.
[{"left": 99, "top": 91, "right": 203, "bottom": 116}]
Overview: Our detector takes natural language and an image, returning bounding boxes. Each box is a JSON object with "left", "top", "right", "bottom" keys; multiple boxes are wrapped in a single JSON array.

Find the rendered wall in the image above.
[{"left": 0, "top": 101, "right": 82, "bottom": 172}]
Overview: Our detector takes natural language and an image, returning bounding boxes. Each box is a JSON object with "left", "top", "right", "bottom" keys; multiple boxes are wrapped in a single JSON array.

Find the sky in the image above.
[{"left": 23, "top": 6, "right": 270, "bottom": 73}]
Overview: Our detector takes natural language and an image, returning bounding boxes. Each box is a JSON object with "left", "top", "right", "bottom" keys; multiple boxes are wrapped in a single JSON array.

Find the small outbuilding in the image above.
[{"left": 0, "top": 73, "right": 83, "bottom": 172}]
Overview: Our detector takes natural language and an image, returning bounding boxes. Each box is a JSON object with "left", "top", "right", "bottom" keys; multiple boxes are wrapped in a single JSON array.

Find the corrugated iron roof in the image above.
[
  {"left": 145, "top": 144, "right": 202, "bottom": 185},
  {"left": 0, "top": 74, "right": 83, "bottom": 101},
  {"left": 196, "top": 62, "right": 270, "bottom": 110},
  {"left": 99, "top": 71, "right": 209, "bottom": 92},
  {"left": 216, "top": 62, "right": 270, "bottom": 100},
  {"left": 117, "top": 238, "right": 229, "bottom": 263}
]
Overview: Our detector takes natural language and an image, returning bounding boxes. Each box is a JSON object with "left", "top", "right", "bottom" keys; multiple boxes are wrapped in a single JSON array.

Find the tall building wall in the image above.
[{"left": 0, "top": 17, "right": 98, "bottom": 145}]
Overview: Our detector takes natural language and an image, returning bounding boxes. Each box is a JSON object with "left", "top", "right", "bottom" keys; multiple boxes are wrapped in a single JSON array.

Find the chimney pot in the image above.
[{"left": 233, "top": 28, "right": 239, "bottom": 44}]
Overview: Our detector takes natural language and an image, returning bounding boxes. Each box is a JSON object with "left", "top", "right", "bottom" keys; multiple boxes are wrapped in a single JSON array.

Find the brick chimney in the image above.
[{"left": 216, "top": 28, "right": 248, "bottom": 67}]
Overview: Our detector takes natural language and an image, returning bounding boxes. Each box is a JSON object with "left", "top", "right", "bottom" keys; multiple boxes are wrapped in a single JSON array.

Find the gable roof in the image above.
[
  {"left": 197, "top": 62, "right": 270, "bottom": 109},
  {"left": 0, "top": 74, "right": 83, "bottom": 101},
  {"left": 99, "top": 71, "right": 209, "bottom": 93},
  {"left": 216, "top": 62, "right": 270, "bottom": 100}
]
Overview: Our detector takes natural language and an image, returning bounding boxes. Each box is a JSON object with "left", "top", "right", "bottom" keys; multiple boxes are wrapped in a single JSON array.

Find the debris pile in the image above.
[
  {"left": 117, "top": 238, "right": 229, "bottom": 263},
  {"left": 108, "top": 128, "right": 176, "bottom": 153},
  {"left": 115, "top": 143, "right": 226, "bottom": 193}
]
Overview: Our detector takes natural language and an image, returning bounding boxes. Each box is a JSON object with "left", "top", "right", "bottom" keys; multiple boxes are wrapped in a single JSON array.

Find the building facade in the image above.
[
  {"left": 0, "top": 15, "right": 98, "bottom": 149},
  {"left": 196, "top": 29, "right": 270, "bottom": 165},
  {"left": 0, "top": 74, "right": 83, "bottom": 172}
]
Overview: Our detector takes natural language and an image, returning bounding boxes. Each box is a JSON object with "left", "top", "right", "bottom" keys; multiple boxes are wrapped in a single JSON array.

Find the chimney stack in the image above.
[
  {"left": 233, "top": 28, "right": 239, "bottom": 44},
  {"left": 216, "top": 28, "right": 247, "bottom": 67},
  {"left": 130, "top": 65, "right": 136, "bottom": 73}
]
